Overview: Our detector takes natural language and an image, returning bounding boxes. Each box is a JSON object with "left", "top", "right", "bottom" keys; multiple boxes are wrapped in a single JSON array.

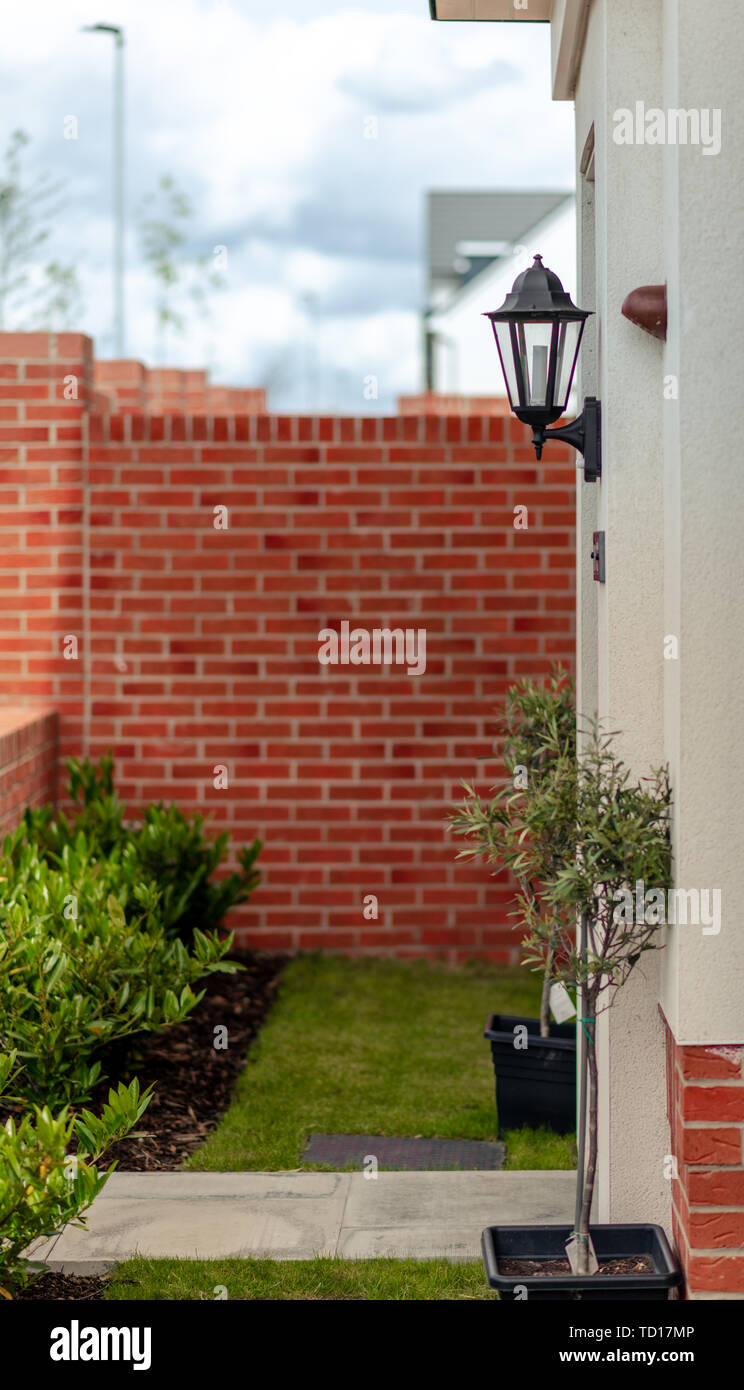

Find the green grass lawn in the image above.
[
  {"left": 186, "top": 953, "right": 576, "bottom": 1172},
  {"left": 106, "top": 1255, "right": 497, "bottom": 1301}
]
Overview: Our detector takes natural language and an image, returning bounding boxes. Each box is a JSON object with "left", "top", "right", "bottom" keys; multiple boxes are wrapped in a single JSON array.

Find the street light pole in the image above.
[{"left": 82, "top": 23, "right": 125, "bottom": 356}]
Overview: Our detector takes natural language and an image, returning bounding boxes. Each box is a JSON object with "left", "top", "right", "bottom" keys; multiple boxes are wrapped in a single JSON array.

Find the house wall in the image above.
[
  {"left": 660, "top": 0, "right": 744, "bottom": 1045},
  {"left": 0, "top": 330, "right": 575, "bottom": 960},
  {"left": 572, "top": 0, "right": 670, "bottom": 1235},
  {"left": 566, "top": 0, "right": 744, "bottom": 1295},
  {"left": 658, "top": 0, "right": 744, "bottom": 1297}
]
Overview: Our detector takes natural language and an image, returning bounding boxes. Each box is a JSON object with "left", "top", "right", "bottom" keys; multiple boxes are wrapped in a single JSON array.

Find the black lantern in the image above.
[{"left": 484, "top": 255, "right": 601, "bottom": 481}]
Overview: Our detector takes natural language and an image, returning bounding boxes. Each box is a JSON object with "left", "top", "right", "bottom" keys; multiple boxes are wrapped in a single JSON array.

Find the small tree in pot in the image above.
[
  {"left": 480, "top": 718, "right": 677, "bottom": 1295},
  {"left": 450, "top": 666, "right": 577, "bottom": 1038},
  {"left": 522, "top": 720, "right": 672, "bottom": 1276}
]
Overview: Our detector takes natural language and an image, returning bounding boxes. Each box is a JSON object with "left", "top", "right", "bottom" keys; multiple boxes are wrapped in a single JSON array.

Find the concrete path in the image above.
[{"left": 31, "top": 1170, "right": 576, "bottom": 1274}]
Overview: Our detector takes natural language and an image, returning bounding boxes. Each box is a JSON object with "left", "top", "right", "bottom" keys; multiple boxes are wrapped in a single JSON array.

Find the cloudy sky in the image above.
[{"left": 0, "top": 0, "right": 574, "bottom": 410}]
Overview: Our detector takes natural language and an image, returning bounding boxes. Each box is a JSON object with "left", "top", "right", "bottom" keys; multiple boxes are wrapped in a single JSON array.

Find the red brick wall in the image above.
[
  {"left": 665, "top": 1018, "right": 744, "bottom": 1297},
  {"left": 0, "top": 708, "right": 58, "bottom": 837},
  {"left": 0, "top": 331, "right": 575, "bottom": 959},
  {"left": 94, "top": 360, "right": 266, "bottom": 415},
  {"left": 399, "top": 394, "right": 512, "bottom": 416},
  {"left": 0, "top": 332, "right": 90, "bottom": 755}
]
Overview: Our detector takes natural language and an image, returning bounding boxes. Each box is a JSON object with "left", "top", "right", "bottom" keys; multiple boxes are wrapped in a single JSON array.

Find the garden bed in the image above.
[
  {"left": 0, "top": 949, "right": 287, "bottom": 1173},
  {"left": 16, "top": 1272, "right": 111, "bottom": 1301},
  {"left": 93, "top": 950, "right": 287, "bottom": 1171}
]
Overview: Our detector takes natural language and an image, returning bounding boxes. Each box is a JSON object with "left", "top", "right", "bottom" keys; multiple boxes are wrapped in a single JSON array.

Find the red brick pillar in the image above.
[
  {"left": 94, "top": 359, "right": 148, "bottom": 413},
  {"left": 666, "top": 1019, "right": 744, "bottom": 1296},
  {"left": 0, "top": 332, "right": 92, "bottom": 760}
]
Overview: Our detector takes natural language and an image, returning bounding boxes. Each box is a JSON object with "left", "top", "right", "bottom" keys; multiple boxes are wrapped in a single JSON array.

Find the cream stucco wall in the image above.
[
  {"left": 572, "top": 0, "right": 670, "bottom": 1230},
  {"left": 572, "top": 0, "right": 744, "bottom": 1233},
  {"left": 659, "top": 0, "right": 744, "bottom": 1046}
]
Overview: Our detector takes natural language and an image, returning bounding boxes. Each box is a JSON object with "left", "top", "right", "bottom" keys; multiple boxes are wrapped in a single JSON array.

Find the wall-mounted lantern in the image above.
[{"left": 483, "top": 255, "right": 601, "bottom": 482}]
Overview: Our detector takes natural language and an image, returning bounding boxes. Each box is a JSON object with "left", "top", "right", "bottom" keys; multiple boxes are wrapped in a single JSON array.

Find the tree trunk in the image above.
[
  {"left": 576, "top": 996, "right": 598, "bottom": 1275},
  {"left": 539, "top": 941, "right": 554, "bottom": 1038}
]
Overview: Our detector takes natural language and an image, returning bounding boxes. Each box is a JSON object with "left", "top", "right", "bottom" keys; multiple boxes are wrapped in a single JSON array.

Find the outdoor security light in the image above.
[{"left": 484, "top": 255, "right": 601, "bottom": 482}]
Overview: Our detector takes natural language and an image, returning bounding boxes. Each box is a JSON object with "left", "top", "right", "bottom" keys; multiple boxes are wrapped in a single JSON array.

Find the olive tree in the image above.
[
  {"left": 523, "top": 722, "right": 671, "bottom": 1273},
  {"left": 450, "top": 666, "right": 577, "bottom": 1037}
]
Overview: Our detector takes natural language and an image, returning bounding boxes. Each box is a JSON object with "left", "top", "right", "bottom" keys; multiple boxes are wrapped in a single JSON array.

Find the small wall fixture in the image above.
[
  {"left": 621, "top": 284, "right": 667, "bottom": 341},
  {"left": 483, "top": 255, "right": 601, "bottom": 482},
  {"left": 591, "top": 531, "right": 605, "bottom": 583}
]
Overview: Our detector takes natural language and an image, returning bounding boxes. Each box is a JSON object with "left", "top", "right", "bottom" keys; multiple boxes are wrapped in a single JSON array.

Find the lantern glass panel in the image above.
[
  {"left": 553, "top": 318, "right": 583, "bottom": 411},
  {"left": 518, "top": 320, "right": 554, "bottom": 407},
  {"left": 492, "top": 321, "right": 518, "bottom": 406}
]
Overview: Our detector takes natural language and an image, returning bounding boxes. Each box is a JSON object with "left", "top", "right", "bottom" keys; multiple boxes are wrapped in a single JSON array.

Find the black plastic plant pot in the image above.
[
  {"left": 481, "top": 1224, "right": 683, "bottom": 1301},
  {"left": 484, "top": 1014, "right": 576, "bottom": 1136}
]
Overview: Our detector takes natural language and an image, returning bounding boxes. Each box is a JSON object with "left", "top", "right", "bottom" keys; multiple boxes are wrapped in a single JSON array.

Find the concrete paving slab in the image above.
[
  {"left": 336, "top": 1170, "right": 576, "bottom": 1260},
  {"left": 37, "top": 1168, "right": 577, "bottom": 1273},
  {"left": 342, "top": 1170, "right": 575, "bottom": 1227},
  {"left": 44, "top": 1172, "right": 351, "bottom": 1274}
]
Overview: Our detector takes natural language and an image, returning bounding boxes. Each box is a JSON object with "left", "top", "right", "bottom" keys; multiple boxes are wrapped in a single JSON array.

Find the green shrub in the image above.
[
  {"left": 520, "top": 721, "right": 671, "bottom": 1271},
  {"left": 450, "top": 666, "right": 577, "bottom": 1035},
  {"left": 20, "top": 753, "right": 262, "bottom": 941},
  {"left": 0, "top": 838, "right": 239, "bottom": 1110},
  {"left": 0, "top": 1052, "right": 151, "bottom": 1298}
]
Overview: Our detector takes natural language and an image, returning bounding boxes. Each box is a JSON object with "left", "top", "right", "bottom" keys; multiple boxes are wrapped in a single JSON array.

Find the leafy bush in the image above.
[
  {"left": 0, "top": 837, "right": 239, "bottom": 1110},
  {"left": 526, "top": 720, "right": 672, "bottom": 1013},
  {"left": 19, "top": 753, "right": 262, "bottom": 941},
  {"left": 522, "top": 719, "right": 671, "bottom": 1271},
  {"left": 0, "top": 1052, "right": 151, "bottom": 1298},
  {"left": 450, "top": 666, "right": 577, "bottom": 1034}
]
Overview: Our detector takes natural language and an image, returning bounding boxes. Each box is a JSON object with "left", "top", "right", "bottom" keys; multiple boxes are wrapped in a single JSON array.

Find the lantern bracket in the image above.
[{"left": 530, "top": 396, "right": 601, "bottom": 482}]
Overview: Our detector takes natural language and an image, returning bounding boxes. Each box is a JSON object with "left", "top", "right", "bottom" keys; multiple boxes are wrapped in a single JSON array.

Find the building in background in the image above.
[{"left": 424, "top": 191, "right": 575, "bottom": 398}]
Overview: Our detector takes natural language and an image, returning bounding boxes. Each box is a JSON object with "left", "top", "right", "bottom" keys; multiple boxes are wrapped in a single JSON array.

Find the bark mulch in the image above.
[
  {"left": 17, "top": 1272, "right": 113, "bottom": 1301},
  {"left": 99, "top": 948, "right": 287, "bottom": 1171}
]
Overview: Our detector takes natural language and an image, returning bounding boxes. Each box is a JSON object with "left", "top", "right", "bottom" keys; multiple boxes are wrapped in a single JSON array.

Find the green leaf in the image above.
[{"left": 106, "top": 894, "right": 126, "bottom": 928}]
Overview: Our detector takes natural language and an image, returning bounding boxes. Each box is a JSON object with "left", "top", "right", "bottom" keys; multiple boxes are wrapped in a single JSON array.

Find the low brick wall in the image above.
[
  {"left": 665, "top": 1016, "right": 744, "bottom": 1297},
  {"left": 0, "top": 707, "right": 58, "bottom": 838}
]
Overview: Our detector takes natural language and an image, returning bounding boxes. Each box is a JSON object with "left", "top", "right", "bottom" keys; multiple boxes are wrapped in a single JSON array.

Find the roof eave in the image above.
[{"left": 428, "top": 0, "right": 590, "bottom": 102}]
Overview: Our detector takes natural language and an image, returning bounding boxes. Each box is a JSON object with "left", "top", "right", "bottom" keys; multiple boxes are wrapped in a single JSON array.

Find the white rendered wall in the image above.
[
  {"left": 571, "top": 0, "right": 670, "bottom": 1230},
  {"left": 660, "top": 0, "right": 744, "bottom": 1045}
]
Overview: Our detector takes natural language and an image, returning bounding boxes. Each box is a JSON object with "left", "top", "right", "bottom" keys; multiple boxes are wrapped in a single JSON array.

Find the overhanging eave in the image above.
[
  {"left": 429, "top": 1, "right": 551, "bottom": 20},
  {"left": 429, "top": 0, "right": 589, "bottom": 101}
]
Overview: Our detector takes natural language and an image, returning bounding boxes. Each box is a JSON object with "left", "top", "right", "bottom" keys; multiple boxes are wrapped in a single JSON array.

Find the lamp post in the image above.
[
  {"left": 82, "top": 22, "right": 125, "bottom": 357},
  {"left": 484, "top": 255, "right": 601, "bottom": 482}
]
